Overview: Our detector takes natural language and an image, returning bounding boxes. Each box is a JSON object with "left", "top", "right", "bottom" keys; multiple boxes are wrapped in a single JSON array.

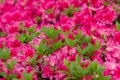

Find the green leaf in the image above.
[
  {"left": 64, "top": 5, "right": 80, "bottom": 17},
  {"left": 75, "top": 55, "right": 80, "bottom": 63},
  {"left": 74, "top": 31, "right": 82, "bottom": 39},
  {"left": 8, "top": 74, "right": 17, "bottom": 80},
  {"left": 66, "top": 76, "right": 76, "bottom": 80},
  {"left": 11, "top": 60, "right": 17, "bottom": 67},
  {"left": 12, "top": 78, "right": 20, "bottom": 80},
  {"left": 5, "top": 63, "right": 12, "bottom": 71},
  {"left": 36, "top": 40, "right": 48, "bottom": 54},
  {"left": 65, "top": 5, "right": 74, "bottom": 17},
  {"left": 4, "top": 49, "right": 10, "bottom": 60},
  {"left": 77, "top": 46, "right": 85, "bottom": 55},
  {"left": 102, "top": 76, "right": 111, "bottom": 80},
  {"left": 5, "top": 60, "right": 16, "bottom": 71},
  {"left": 63, "top": 59, "right": 69, "bottom": 68},
  {"left": 23, "top": 71, "right": 34, "bottom": 80},
  {"left": 65, "top": 38, "right": 76, "bottom": 47},
  {"left": 29, "top": 55, "right": 37, "bottom": 67},
  {"left": 0, "top": 50, "right": 4, "bottom": 59},
  {"left": 74, "top": 7, "right": 80, "bottom": 12},
  {"left": 0, "top": 72, "right": 7, "bottom": 78},
  {"left": 0, "top": 49, "right": 10, "bottom": 60},
  {"left": 26, "top": 27, "right": 35, "bottom": 33},
  {"left": 0, "top": 0, "right": 4, "bottom": 3},
  {"left": 35, "top": 17, "right": 41, "bottom": 23},
  {"left": 116, "top": 9, "right": 120, "bottom": 12},
  {"left": 86, "top": 36, "right": 92, "bottom": 43},
  {"left": 58, "top": 70, "right": 70, "bottom": 74},
  {"left": 95, "top": 40, "right": 101, "bottom": 50},
  {"left": 41, "top": 27, "right": 61, "bottom": 40},
  {"left": 103, "top": 2, "right": 110, "bottom": 6},
  {"left": 18, "top": 31, "right": 38, "bottom": 43},
  {"left": 52, "top": 40, "right": 63, "bottom": 51},
  {"left": 116, "top": 21, "right": 120, "bottom": 31},
  {"left": 12, "top": 78, "right": 18, "bottom": 80},
  {"left": 88, "top": 61, "right": 98, "bottom": 72},
  {"left": 69, "top": 62, "right": 77, "bottom": 75},
  {"left": 78, "top": 35, "right": 87, "bottom": 45},
  {"left": 98, "top": 74, "right": 111, "bottom": 80},
  {"left": 46, "top": 8, "right": 53, "bottom": 14},
  {"left": 18, "top": 34, "right": 26, "bottom": 43}
]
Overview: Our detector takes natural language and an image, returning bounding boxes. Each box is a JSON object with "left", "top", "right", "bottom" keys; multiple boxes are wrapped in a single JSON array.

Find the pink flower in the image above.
[
  {"left": 11, "top": 40, "right": 21, "bottom": 48},
  {"left": 62, "top": 24, "right": 70, "bottom": 32},
  {"left": 90, "top": 0, "right": 103, "bottom": 8},
  {"left": 11, "top": 11, "right": 21, "bottom": 21},
  {"left": 113, "top": 66, "right": 120, "bottom": 79},
  {"left": 56, "top": 63, "right": 68, "bottom": 71},
  {"left": 42, "top": 66, "right": 53, "bottom": 79},
  {"left": 95, "top": 7, "right": 116, "bottom": 25},
  {"left": 46, "top": 55, "right": 56, "bottom": 66},
  {"left": 58, "top": 1, "right": 69, "bottom": 11},
  {"left": 0, "top": 78, "right": 6, "bottom": 80},
  {"left": 68, "top": 53, "right": 77, "bottom": 61},
  {"left": 25, "top": 48, "right": 34, "bottom": 58},
  {"left": 10, "top": 48, "right": 18, "bottom": 57},
  {"left": 67, "top": 34, "right": 75, "bottom": 40},
  {"left": 8, "top": 26, "right": 18, "bottom": 34},
  {"left": 0, "top": 42, "right": 3, "bottom": 48},
  {"left": 114, "top": 33, "right": 120, "bottom": 43},
  {"left": 83, "top": 76, "right": 93, "bottom": 80}
]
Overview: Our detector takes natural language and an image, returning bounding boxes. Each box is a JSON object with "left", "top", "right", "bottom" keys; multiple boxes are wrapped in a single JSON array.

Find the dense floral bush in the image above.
[{"left": 0, "top": 0, "right": 120, "bottom": 80}]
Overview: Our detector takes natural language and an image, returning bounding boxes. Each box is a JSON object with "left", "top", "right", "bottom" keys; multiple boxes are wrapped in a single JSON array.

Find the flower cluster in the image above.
[{"left": 0, "top": 0, "right": 120, "bottom": 80}]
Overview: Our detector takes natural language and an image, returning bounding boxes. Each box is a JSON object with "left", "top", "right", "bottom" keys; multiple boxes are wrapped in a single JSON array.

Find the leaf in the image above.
[
  {"left": 0, "top": 49, "right": 10, "bottom": 60},
  {"left": 4, "top": 49, "right": 10, "bottom": 60},
  {"left": 65, "top": 38, "right": 76, "bottom": 47},
  {"left": 0, "top": 0, "right": 4, "bottom": 3},
  {"left": 12, "top": 78, "right": 20, "bottom": 80},
  {"left": 0, "top": 72, "right": 7, "bottom": 78},
  {"left": 41, "top": 27, "right": 61, "bottom": 40},
  {"left": 103, "top": 2, "right": 110, "bottom": 6},
  {"left": 89, "top": 61, "right": 98, "bottom": 72},
  {"left": 73, "top": 31, "right": 82, "bottom": 43},
  {"left": 12, "top": 78, "right": 19, "bottom": 80},
  {"left": 35, "top": 17, "right": 41, "bottom": 23},
  {"left": 63, "top": 59, "right": 69, "bottom": 68},
  {"left": 65, "top": 5, "right": 74, "bottom": 17},
  {"left": 116, "top": 21, "right": 120, "bottom": 31},
  {"left": 102, "top": 76, "right": 111, "bottom": 80},
  {"left": 78, "top": 35, "right": 87, "bottom": 45},
  {"left": 46, "top": 8, "right": 53, "bottom": 14},
  {"left": 25, "top": 26, "right": 36, "bottom": 33},
  {"left": 75, "top": 55, "right": 80, "bottom": 63},
  {"left": 95, "top": 40, "right": 101, "bottom": 50},
  {"left": 86, "top": 36, "right": 92, "bottom": 43},
  {"left": 98, "top": 74, "right": 111, "bottom": 80},
  {"left": 66, "top": 76, "right": 76, "bottom": 80},
  {"left": 52, "top": 40, "right": 63, "bottom": 51},
  {"left": 19, "top": 34, "right": 26, "bottom": 43},
  {"left": 58, "top": 70, "right": 70, "bottom": 74},
  {"left": 74, "top": 7, "right": 80, "bottom": 12},
  {"left": 0, "top": 50, "right": 4, "bottom": 59},
  {"left": 10, "top": 60, "right": 17, "bottom": 67},
  {"left": 77, "top": 46, "right": 85, "bottom": 55},
  {"left": 8, "top": 74, "right": 17, "bottom": 80},
  {"left": 29, "top": 55, "right": 37, "bottom": 67},
  {"left": 37, "top": 41, "right": 48, "bottom": 54},
  {"left": 5, "top": 60, "right": 16, "bottom": 71},
  {"left": 5, "top": 63, "right": 12, "bottom": 71},
  {"left": 69, "top": 62, "right": 79, "bottom": 76},
  {"left": 23, "top": 71, "right": 34, "bottom": 80}
]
